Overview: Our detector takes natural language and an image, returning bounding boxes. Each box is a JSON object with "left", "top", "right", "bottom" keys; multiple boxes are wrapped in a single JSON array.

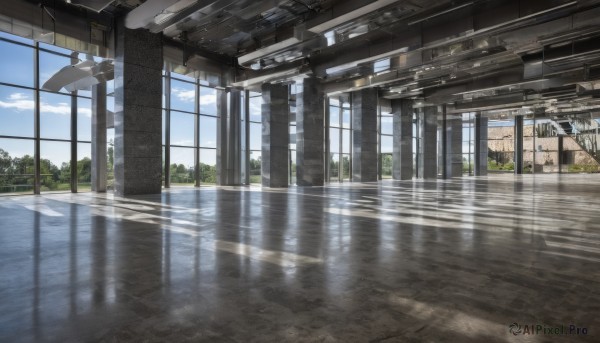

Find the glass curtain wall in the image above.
[
  {"left": 379, "top": 101, "right": 393, "bottom": 179},
  {"left": 560, "top": 112, "right": 600, "bottom": 173},
  {"left": 327, "top": 96, "right": 352, "bottom": 182},
  {"left": 487, "top": 115, "right": 515, "bottom": 173},
  {"left": 533, "top": 118, "right": 560, "bottom": 173},
  {"left": 412, "top": 111, "right": 419, "bottom": 177},
  {"left": 0, "top": 32, "right": 96, "bottom": 195},
  {"left": 523, "top": 115, "right": 535, "bottom": 174},
  {"left": 248, "top": 91, "right": 262, "bottom": 184},
  {"left": 462, "top": 113, "right": 475, "bottom": 175},
  {"left": 162, "top": 71, "right": 218, "bottom": 187},
  {"left": 289, "top": 84, "right": 297, "bottom": 185}
]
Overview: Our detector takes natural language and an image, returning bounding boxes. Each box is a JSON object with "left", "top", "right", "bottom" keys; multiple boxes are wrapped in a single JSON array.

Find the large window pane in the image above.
[
  {"left": 341, "top": 154, "right": 351, "bottom": 180},
  {"left": 41, "top": 140, "right": 71, "bottom": 192},
  {"left": 199, "top": 115, "right": 217, "bottom": 148},
  {"left": 329, "top": 106, "right": 339, "bottom": 127},
  {"left": 342, "top": 109, "right": 351, "bottom": 128},
  {"left": 249, "top": 151, "right": 261, "bottom": 184},
  {"left": 0, "top": 138, "right": 34, "bottom": 194},
  {"left": 200, "top": 87, "right": 217, "bottom": 116},
  {"left": 329, "top": 128, "right": 340, "bottom": 153},
  {"left": 289, "top": 125, "right": 297, "bottom": 150},
  {"left": 162, "top": 110, "right": 166, "bottom": 145},
  {"left": 200, "top": 148, "right": 216, "bottom": 184},
  {"left": 250, "top": 123, "right": 262, "bottom": 151},
  {"left": 39, "top": 51, "right": 73, "bottom": 93},
  {"left": 107, "top": 128, "right": 115, "bottom": 190},
  {"left": 381, "top": 116, "right": 393, "bottom": 135},
  {"left": 381, "top": 153, "right": 392, "bottom": 179},
  {"left": 170, "top": 111, "right": 195, "bottom": 147},
  {"left": 381, "top": 135, "right": 393, "bottom": 154},
  {"left": 0, "top": 40, "right": 34, "bottom": 87},
  {"left": 0, "top": 86, "right": 34, "bottom": 137},
  {"left": 40, "top": 91, "right": 71, "bottom": 140},
  {"left": 170, "top": 79, "right": 196, "bottom": 113},
  {"left": 342, "top": 130, "right": 351, "bottom": 154},
  {"left": 329, "top": 153, "right": 340, "bottom": 181},
  {"left": 77, "top": 143, "right": 91, "bottom": 191},
  {"left": 77, "top": 97, "right": 91, "bottom": 141},
  {"left": 249, "top": 94, "right": 262, "bottom": 122},
  {"left": 170, "top": 147, "right": 195, "bottom": 185}
]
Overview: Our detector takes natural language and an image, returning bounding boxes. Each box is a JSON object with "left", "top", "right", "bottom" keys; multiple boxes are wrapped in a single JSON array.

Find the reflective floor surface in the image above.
[{"left": 1, "top": 174, "right": 600, "bottom": 342}]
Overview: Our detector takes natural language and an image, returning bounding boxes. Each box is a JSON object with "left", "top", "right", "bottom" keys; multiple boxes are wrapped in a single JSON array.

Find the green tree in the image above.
[
  {"left": 0, "top": 148, "right": 12, "bottom": 191},
  {"left": 77, "top": 157, "right": 91, "bottom": 183},
  {"left": 107, "top": 139, "right": 114, "bottom": 171}
]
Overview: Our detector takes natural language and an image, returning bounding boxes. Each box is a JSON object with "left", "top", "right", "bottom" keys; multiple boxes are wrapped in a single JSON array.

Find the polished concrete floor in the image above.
[{"left": 1, "top": 174, "right": 600, "bottom": 342}]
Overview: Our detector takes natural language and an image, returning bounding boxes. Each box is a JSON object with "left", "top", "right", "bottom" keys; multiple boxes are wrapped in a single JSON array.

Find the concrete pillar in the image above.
[
  {"left": 217, "top": 88, "right": 242, "bottom": 186},
  {"left": 351, "top": 88, "right": 378, "bottom": 182},
  {"left": 113, "top": 20, "right": 163, "bottom": 196},
  {"left": 91, "top": 83, "right": 107, "bottom": 192},
  {"left": 419, "top": 106, "right": 438, "bottom": 179},
  {"left": 296, "top": 78, "right": 324, "bottom": 186},
  {"left": 514, "top": 115, "right": 524, "bottom": 174},
  {"left": 392, "top": 99, "right": 413, "bottom": 180},
  {"left": 261, "top": 83, "right": 289, "bottom": 188},
  {"left": 474, "top": 113, "right": 488, "bottom": 176},
  {"left": 446, "top": 114, "right": 463, "bottom": 178}
]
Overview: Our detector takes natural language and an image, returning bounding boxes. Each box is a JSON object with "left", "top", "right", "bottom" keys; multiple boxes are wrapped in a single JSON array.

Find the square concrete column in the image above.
[
  {"left": 446, "top": 114, "right": 463, "bottom": 178},
  {"left": 514, "top": 115, "right": 524, "bottom": 174},
  {"left": 474, "top": 113, "right": 488, "bottom": 176},
  {"left": 351, "top": 88, "right": 378, "bottom": 182},
  {"left": 296, "top": 78, "right": 324, "bottom": 186},
  {"left": 392, "top": 99, "right": 413, "bottom": 180},
  {"left": 418, "top": 106, "right": 438, "bottom": 179},
  {"left": 261, "top": 83, "right": 289, "bottom": 188},
  {"left": 113, "top": 20, "right": 163, "bottom": 196},
  {"left": 91, "top": 83, "right": 107, "bottom": 192}
]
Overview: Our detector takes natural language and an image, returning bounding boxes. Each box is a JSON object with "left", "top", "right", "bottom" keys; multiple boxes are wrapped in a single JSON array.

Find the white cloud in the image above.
[
  {"left": 0, "top": 92, "right": 92, "bottom": 117},
  {"left": 172, "top": 87, "right": 195, "bottom": 103},
  {"left": 200, "top": 94, "right": 216, "bottom": 105},
  {"left": 41, "top": 102, "right": 71, "bottom": 116},
  {"left": 0, "top": 98, "right": 35, "bottom": 111},
  {"left": 171, "top": 139, "right": 194, "bottom": 146},
  {"left": 79, "top": 108, "right": 92, "bottom": 118},
  {"left": 8, "top": 93, "right": 28, "bottom": 100}
]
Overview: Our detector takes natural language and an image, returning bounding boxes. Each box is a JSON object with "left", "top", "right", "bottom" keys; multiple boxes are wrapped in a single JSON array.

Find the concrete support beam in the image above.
[
  {"left": 261, "top": 83, "right": 289, "bottom": 188},
  {"left": 352, "top": 88, "right": 378, "bottom": 182},
  {"left": 91, "top": 83, "right": 107, "bottom": 192},
  {"left": 392, "top": 99, "right": 413, "bottom": 180},
  {"left": 474, "top": 113, "right": 488, "bottom": 176},
  {"left": 217, "top": 88, "right": 242, "bottom": 185},
  {"left": 419, "top": 106, "right": 438, "bottom": 179},
  {"left": 114, "top": 20, "right": 163, "bottom": 196},
  {"left": 296, "top": 78, "right": 325, "bottom": 186},
  {"left": 514, "top": 115, "right": 524, "bottom": 175},
  {"left": 446, "top": 114, "right": 463, "bottom": 178}
]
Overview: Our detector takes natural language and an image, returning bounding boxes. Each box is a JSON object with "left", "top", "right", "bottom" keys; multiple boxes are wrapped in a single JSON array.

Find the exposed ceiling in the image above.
[{"left": 20, "top": 0, "right": 600, "bottom": 117}]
